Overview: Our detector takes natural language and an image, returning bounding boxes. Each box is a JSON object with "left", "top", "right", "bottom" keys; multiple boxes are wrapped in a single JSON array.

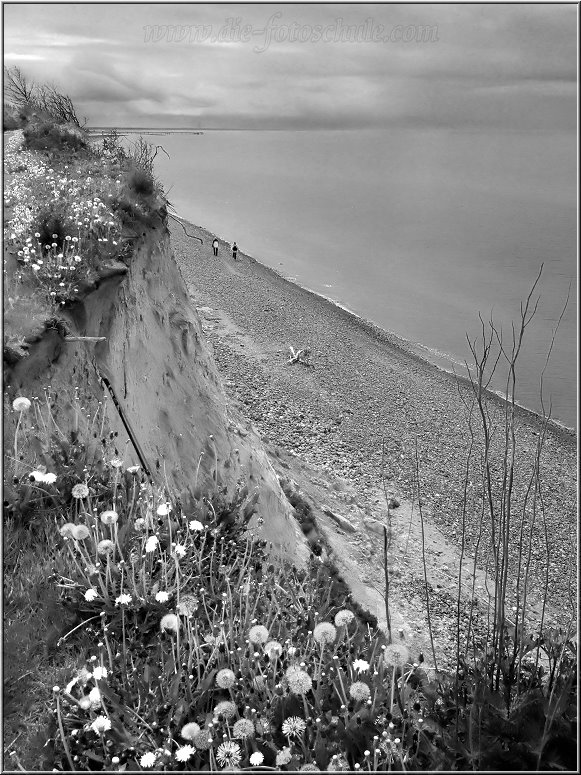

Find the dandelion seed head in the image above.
[
  {"left": 192, "top": 730, "right": 212, "bottom": 750},
  {"left": 232, "top": 718, "right": 254, "bottom": 738},
  {"left": 59, "top": 522, "right": 77, "bottom": 539},
  {"left": 157, "top": 502, "right": 171, "bottom": 516},
  {"left": 160, "top": 614, "right": 179, "bottom": 634},
  {"left": 216, "top": 741, "right": 241, "bottom": 767},
  {"left": 352, "top": 659, "right": 370, "bottom": 673},
  {"left": 72, "top": 524, "right": 90, "bottom": 541},
  {"left": 383, "top": 643, "right": 410, "bottom": 668},
  {"left": 216, "top": 668, "right": 236, "bottom": 689},
  {"left": 282, "top": 716, "right": 307, "bottom": 737},
  {"left": 189, "top": 519, "right": 204, "bottom": 531},
  {"left": 12, "top": 396, "right": 31, "bottom": 412},
  {"left": 177, "top": 594, "right": 199, "bottom": 616},
  {"left": 97, "top": 539, "right": 114, "bottom": 555},
  {"left": 115, "top": 594, "right": 132, "bottom": 606},
  {"left": 214, "top": 700, "right": 237, "bottom": 719},
  {"left": 249, "top": 752, "right": 264, "bottom": 766},
  {"left": 248, "top": 624, "right": 269, "bottom": 644},
  {"left": 155, "top": 591, "right": 170, "bottom": 603},
  {"left": 264, "top": 640, "right": 283, "bottom": 659},
  {"left": 334, "top": 609, "right": 355, "bottom": 627},
  {"left": 180, "top": 722, "right": 201, "bottom": 741},
  {"left": 349, "top": 681, "right": 371, "bottom": 702},
  {"left": 71, "top": 483, "right": 89, "bottom": 499},
  {"left": 313, "top": 622, "right": 337, "bottom": 646},
  {"left": 92, "top": 666, "right": 108, "bottom": 680},
  {"left": 285, "top": 665, "right": 312, "bottom": 695},
  {"left": 100, "top": 510, "right": 118, "bottom": 525}
]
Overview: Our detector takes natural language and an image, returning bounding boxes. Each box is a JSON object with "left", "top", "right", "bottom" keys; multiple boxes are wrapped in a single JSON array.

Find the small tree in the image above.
[
  {"left": 4, "top": 65, "right": 84, "bottom": 127},
  {"left": 4, "top": 65, "right": 36, "bottom": 106},
  {"left": 35, "top": 84, "right": 84, "bottom": 127}
]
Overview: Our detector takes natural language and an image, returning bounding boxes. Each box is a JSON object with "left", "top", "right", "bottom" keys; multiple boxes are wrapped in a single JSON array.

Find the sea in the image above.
[{"left": 104, "top": 128, "right": 577, "bottom": 430}]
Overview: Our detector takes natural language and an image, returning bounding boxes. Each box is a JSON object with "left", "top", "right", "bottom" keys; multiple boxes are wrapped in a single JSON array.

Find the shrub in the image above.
[
  {"left": 126, "top": 165, "right": 155, "bottom": 197},
  {"left": 3, "top": 103, "right": 21, "bottom": 131},
  {"left": 24, "top": 120, "right": 87, "bottom": 153}
]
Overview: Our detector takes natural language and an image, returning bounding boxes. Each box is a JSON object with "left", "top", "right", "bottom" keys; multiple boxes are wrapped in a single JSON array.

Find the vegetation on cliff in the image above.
[
  {"left": 3, "top": 382, "right": 576, "bottom": 772},
  {"left": 3, "top": 71, "right": 576, "bottom": 771}
]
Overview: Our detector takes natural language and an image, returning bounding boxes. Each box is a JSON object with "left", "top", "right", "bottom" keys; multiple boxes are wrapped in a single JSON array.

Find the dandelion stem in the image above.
[
  {"left": 194, "top": 452, "right": 204, "bottom": 489},
  {"left": 57, "top": 614, "right": 100, "bottom": 647},
  {"left": 55, "top": 693, "right": 74, "bottom": 771},
  {"left": 13, "top": 412, "right": 22, "bottom": 477},
  {"left": 389, "top": 668, "right": 396, "bottom": 714}
]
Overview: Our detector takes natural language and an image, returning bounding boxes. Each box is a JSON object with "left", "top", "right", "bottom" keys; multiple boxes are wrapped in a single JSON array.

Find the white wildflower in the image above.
[
  {"left": 90, "top": 715, "right": 111, "bottom": 734},
  {"left": 139, "top": 752, "right": 156, "bottom": 768},
  {"left": 145, "top": 535, "right": 159, "bottom": 553}
]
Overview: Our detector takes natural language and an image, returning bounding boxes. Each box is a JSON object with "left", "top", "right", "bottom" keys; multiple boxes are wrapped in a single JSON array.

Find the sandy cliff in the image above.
[{"left": 4, "top": 218, "right": 309, "bottom": 565}]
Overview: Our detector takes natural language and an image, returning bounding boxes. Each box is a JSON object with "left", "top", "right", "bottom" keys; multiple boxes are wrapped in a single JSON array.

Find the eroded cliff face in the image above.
[{"left": 4, "top": 221, "right": 309, "bottom": 565}]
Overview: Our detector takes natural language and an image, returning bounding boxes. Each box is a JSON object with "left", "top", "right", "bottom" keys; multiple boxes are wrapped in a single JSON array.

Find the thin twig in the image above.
[
  {"left": 383, "top": 526, "right": 392, "bottom": 643},
  {"left": 414, "top": 435, "right": 438, "bottom": 672},
  {"left": 167, "top": 212, "right": 203, "bottom": 242}
]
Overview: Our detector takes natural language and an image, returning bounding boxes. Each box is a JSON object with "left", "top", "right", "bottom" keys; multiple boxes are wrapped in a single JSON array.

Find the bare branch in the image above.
[
  {"left": 167, "top": 212, "right": 203, "bottom": 243},
  {"left": 4, "top": 65, "right": 36, "bottom": 105}
]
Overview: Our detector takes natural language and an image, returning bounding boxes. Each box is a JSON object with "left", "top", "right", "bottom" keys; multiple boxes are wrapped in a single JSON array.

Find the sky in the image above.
[{"left": 3, "top": 2, "right": 578, "bottom": 130}]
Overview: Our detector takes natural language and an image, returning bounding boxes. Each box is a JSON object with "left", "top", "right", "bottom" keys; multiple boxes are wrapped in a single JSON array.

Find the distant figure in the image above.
[
  {"left": 212, "top": 238, "right": 219, "bottom": 256},
  {"left": 232, "top": 242, "right": 238, "bottom": 260}
]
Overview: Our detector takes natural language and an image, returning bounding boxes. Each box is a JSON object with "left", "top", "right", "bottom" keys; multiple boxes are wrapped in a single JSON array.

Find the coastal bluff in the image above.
[{"left": 3, "top": 216, "right": 309, "bottom": 565}]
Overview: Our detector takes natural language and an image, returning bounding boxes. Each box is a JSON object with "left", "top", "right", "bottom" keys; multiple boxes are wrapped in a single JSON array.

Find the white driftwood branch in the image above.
[
  {"left": 288, "top": 346, "right": 311, "bottom": 365},
  {"left": 64, "top": 336, "right": 107, "bottom": 342}
]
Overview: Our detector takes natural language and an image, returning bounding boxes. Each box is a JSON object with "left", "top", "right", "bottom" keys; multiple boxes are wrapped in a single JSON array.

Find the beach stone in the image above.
[{"left": 322, "top": 505, "right": 357, "bottom": 533}]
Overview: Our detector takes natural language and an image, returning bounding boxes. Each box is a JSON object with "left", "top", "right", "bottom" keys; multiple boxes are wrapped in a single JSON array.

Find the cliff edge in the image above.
[{"left": 4, "top": 215, "right": 309, "bottom": 565}]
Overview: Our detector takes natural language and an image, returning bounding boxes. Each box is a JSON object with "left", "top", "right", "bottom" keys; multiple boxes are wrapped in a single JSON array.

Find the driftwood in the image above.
[
  {"left": 64, "top": 336, "right": 107, "bottom": 342},
  {"left": 288, "top": 346, "right": 312, "bottom": 366}
]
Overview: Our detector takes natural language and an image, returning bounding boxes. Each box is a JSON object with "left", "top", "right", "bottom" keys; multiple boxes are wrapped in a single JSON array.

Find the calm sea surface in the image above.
[{"left": 141, "top": 128, "right": 576, "bottom": 430}]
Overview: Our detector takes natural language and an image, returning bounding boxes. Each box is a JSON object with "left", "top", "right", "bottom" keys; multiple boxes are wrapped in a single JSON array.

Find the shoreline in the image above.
[
  {"left": 173, "top": 212, "right": 576, "bottom": 443},
  {"left": 169, "top": 212, "right": 577, "bottom": 617},
  {"left": 169, "top": 212, "right": 577, "bottom": 619}
]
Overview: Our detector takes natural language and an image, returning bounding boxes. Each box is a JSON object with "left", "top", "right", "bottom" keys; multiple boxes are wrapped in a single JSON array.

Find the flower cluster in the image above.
[
  {"left": 4, "top": 132, "right": 126, "bottom": 305},
  {"left": 11, "top": 389, "right": 436, "bottom": 773}
]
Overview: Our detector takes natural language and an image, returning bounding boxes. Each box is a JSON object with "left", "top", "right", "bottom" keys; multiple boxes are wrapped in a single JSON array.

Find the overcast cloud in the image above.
[{"left": 3, "top": 3, "right": 577, "bottom": 129}]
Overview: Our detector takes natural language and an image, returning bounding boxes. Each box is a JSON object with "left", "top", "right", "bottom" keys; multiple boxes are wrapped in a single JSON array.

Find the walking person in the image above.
[
  {"left": 212, "top": 238, "right": 219, "bottom": 256},
  {"left": 232, "top": 241, "right": 238, "bottom": 260}
]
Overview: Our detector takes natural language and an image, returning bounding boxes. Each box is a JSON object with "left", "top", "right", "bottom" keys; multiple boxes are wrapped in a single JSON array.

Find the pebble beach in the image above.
[{"left": 170, "top": 216, "right": 577, "bottom": 620}]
